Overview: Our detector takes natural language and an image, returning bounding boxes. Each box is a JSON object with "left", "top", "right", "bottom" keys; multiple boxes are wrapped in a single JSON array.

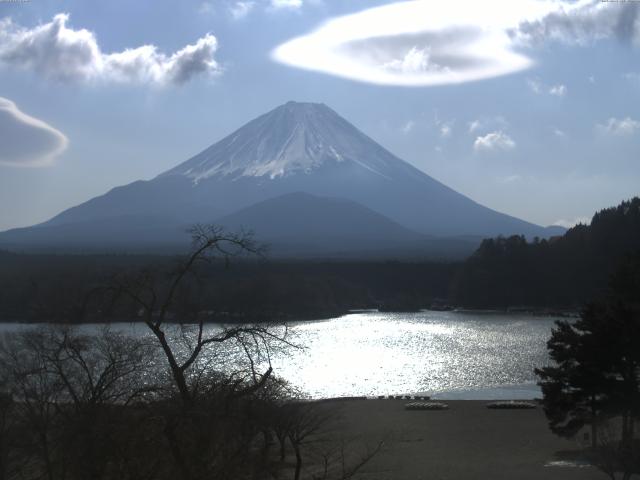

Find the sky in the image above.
[{"left": 0, "top": 0, "right": 638, "bottom": 231}]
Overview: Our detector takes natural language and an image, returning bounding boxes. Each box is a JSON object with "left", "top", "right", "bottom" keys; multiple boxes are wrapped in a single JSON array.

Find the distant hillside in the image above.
[
  {"left": 452, "top": 197, "right": 640, "bottom": 309},
  {"left": 216, "top": 192, "right": 480, "bottom": 259}
]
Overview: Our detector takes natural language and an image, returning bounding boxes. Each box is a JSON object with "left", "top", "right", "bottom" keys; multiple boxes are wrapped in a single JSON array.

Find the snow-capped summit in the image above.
[{"left": 161, "top": 101, "right": 399, "bottom": 181}]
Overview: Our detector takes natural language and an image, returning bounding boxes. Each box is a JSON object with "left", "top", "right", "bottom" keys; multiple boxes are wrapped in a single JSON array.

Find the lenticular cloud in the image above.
[
  {"left": 0, "top": 97, "right": 68, "bottom": 167},
  {"left": 271, "top": 0, "right": 634, "bottom": 87}
]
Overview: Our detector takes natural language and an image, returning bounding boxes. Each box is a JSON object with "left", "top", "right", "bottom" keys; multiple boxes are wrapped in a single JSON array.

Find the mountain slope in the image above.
[
  {"left": 0, "top": 101, "right": 561, "bottom": 254},
  {"left": 0, "top": 214, "right": 189, "bottom": 253},
  {"left": 215, "top": 192, "right": 479, "bottom": 258}
]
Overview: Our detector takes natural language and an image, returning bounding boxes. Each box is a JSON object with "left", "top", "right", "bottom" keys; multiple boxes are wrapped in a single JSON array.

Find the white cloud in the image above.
[
  {"left": 401, "top": 120, "right": 415, "bottom": 134},
  {"left": 528, "top": 78, "right": 567, "bottom": 96},
  {"left": 553, "top": 127, "right": 566, "bottom": 137},
  {"left": 527, "top": 78, "right": 542, "bottom": 94},
  {"left": 382, "top": 46, "right": 449, "bottom": 75},
  {"left": 511, "top": 1, "right": 640, "bottom": 47},
  {"left": 474, "top": 131, "right": 516, "bottom": 152},
  {"left": 468, "top": 120, "right": 482, "bottom": 134},
  {"left": 272, "top": 0, "right": 638, "bottom": 87},
  {"left": 0, "top": 97, "right": 68, "bottom": 168},
  {"left": 467, "top": 116, "right": 507, "bottom": 135},
  {"left": 0, "top": 14, "right": 221, "bottom": 86},
  {"left": 549, "top": 84, "right": 567, "bottom": 96},
  {"left": 433, "top": 114, "right": 454, "bottom": 137},
  {"left": 229, "top": 1, "right": 256, "bottom": 19},
  {"left": 597, "top": 117, "right": 640, "bottom": 136},
  {"left": 270, "top": 0, "right": 302, "bottom": 9},
  {"left": 553, "top": 216, "right": 591, "bottom": 228},
  {"left": 439, "top": 121, "right": 453, "bottom": 138}
]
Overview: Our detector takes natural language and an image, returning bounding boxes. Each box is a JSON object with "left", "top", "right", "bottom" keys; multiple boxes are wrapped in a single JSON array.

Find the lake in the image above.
[{"left": 0, "top": 310, "right": 562, "bottom": 400}]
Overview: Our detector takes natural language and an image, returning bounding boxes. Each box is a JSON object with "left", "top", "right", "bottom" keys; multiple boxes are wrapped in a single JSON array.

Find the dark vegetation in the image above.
[
  {"left": 0, "top": 199, "right": 638, "bottom": 479},
  {"left": 0, "top": 197, "right": 639, "bottom": 321},
  {"left": 0, "top": 327, "right": 382, "bottom": 480},
  {"left": 452, "top": 197, "right": 640, "bottom": 309},
  {"left": 0, "top": 226, "right": 382, "bottom": 480},
  {"left": 0, "top": 252, "right": 455, "bottom": 323},
  {"left": 536, "top": 253, "right": 640, "bottom": 479}
]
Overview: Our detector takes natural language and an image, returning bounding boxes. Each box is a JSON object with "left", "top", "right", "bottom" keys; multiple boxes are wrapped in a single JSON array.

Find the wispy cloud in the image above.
[
  {"left": 527, "top": 78, "right": 567, "bottom": 96},
  {"left": 270, "top": 0, "right": 303, "bottom": 9},
  {"left": 468, "top": 120, "right": 482, "bottom": 134},
  {"left": 597, "top": 117, "right": 640, "bottom": 136},
  {"left": 438, "top": 120, "right": 454, "bottom": 138},
  {"left": 0, "top": 97, "right": 68, "bottom": 168},
  {"left": 401, "top": 120, "right": 415, "bottom": 134},
  {"left": 474, "top": 131, "right": 516, "bottom": 152},
  {"left": 0, "top": 14, "right": 221, "bottom": 86},
  {"left": 432, "top": 112, "right": 454, "bottom": 138},
  {"left": 273, "top": 0, "right": 638, "bottom": 87},
  {"left": 229, "top": 1, "right": 256, "bottom": 19},
  {"left": 467, "top": 116, "right": 508, "bottom": 135},
  {"left": 527, "top": 78, "right": 542, "bottom": 94},
  {"left": 549, "top": 84, "right": 567, "bottom": 96}
]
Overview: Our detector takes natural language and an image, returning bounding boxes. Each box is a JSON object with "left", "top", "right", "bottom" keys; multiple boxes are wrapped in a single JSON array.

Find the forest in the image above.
[
  {"left": 452, "top": 197, "right": 640, "bottom": 309},
  {"left": 0, "top": 197, "right": 638, "bottom": 322}
]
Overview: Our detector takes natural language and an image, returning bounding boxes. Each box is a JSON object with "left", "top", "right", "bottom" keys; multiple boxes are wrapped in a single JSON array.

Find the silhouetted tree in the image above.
[
  {"left": 110, "top": 225, "right": 285, "bottom": 406},
  {"left": 109, "top": 225, "right": 299, "bottom": 480},
  {"left": 536, "top": 254, "right": 640, "bottom": 479},
  {"left": 0, "top": 326, "right": 154, "bottom": 480}
]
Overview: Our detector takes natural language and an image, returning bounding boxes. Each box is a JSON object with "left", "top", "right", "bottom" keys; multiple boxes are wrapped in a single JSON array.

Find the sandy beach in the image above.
[{"left": 314, "top": 399, "right": 607, "bottom": 480}]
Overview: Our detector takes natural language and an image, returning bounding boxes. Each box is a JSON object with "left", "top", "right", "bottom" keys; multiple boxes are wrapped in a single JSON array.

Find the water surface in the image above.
[
  {"left": 272, "top": 311, "right": 556, "bottom": 399},
  {"left": 1, "top": 311, "right": 560, "bottom": 399}
]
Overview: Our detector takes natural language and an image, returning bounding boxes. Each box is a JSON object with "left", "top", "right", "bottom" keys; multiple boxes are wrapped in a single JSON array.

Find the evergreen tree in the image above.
[{"left": 536, "top": 254, "right": 640, "bottom": 478}]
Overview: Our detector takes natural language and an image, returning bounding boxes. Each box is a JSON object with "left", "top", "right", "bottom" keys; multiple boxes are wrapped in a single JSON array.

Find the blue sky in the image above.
[{"left": 0, "top": 0, "right": 638, "bottom": 231}]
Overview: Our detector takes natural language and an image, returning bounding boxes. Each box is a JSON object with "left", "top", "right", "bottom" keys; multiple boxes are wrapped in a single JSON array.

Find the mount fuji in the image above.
[{"left": 0, "top": 101, "right": 563, "bottom": 257}]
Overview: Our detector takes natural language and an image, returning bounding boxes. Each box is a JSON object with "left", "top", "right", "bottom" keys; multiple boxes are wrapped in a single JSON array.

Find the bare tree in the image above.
[
  {"left": 106, "top": 225, "right": 301, "bottom": 480},
  {"left": 110, "top": 225, "right": 290, "bottom": 406},
  {"left": 273, "top": 400, "right": 385, "bottom": 480},
  {"left": 0, "top": 326, "right": 154, "bottom": 480}
]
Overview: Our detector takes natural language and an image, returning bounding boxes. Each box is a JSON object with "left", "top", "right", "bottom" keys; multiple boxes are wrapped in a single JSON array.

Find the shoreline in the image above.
[
  {"left": 318, "top": 399, "right": 603, "bottom": 480},
  {"left": 0, "top": 306, "right": 580, "bottom": 325}
]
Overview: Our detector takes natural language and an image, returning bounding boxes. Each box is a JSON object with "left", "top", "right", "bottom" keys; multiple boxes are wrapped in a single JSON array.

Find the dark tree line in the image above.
[
  {"left": 0, "top": 252, "right": 455, "bottom": 322},
  {"left": 452, "top": 197, "right": 640, "bottom": 309},
  {"left": 1, "top": 197, "right": 639, "bottom": 320},
  {"left": 0, "top": 226, "right": 382, "bottom": 480}
]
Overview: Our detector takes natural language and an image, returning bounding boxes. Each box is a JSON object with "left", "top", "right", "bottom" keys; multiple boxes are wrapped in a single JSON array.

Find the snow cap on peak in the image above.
[{"left": 160, "top": 101, "right": 398, "bottom": 181}]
